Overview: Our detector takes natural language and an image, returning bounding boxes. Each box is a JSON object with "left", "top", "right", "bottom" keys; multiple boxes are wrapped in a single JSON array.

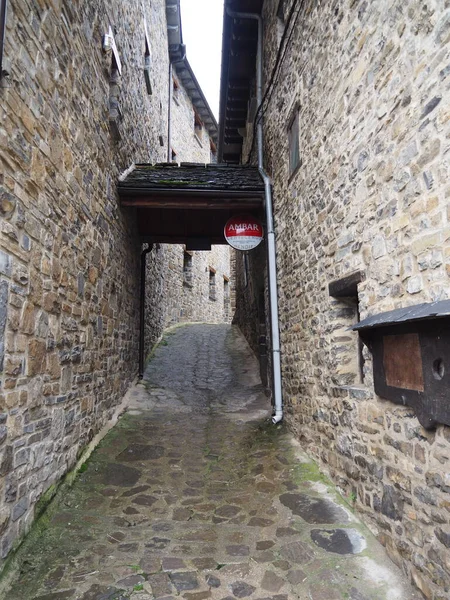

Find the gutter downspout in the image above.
[
  {"left": 227, "top": 8, "right": 283, "bottom": 424},
  {"left": 167, "top": 61, "right": 173, "bottom": 162},
  {"left": 167, "top": 45, "right": 186, "bottom": 162},
  {"left": 139, "top": 244, "right": 154, "bottom": 379}
]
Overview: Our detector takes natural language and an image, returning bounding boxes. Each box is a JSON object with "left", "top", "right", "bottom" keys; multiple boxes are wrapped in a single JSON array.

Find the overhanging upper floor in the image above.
[{"left": 118, "top": 163, "right": 265, "bottom": 247}]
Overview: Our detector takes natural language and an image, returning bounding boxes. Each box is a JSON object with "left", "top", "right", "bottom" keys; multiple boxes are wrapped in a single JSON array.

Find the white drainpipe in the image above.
[{"left": 227, "top": 8, "right": 283, "bottom": 424}]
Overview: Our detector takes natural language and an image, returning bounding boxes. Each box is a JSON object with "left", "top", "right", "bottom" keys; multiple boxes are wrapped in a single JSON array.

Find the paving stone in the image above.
[
  {"left": 279, "top": 494, "right": 349, "bottom": 524},
  {"left": 153, "top": 523, "right": 174, "bottom": 532},
  {"left": 117, "top": 444, "right": 165, "bottom": 461},
  {"left": 148, "top": 573, "right": 173, "bottom": 597},
  {"left": 173, "top": 508, "right": 194, "bottom": 521},
  {"left": 145, "top": 537, "right": 171, "bottom": 551},
  {"left": 123, "top": 507, "right": 140, "bottom": 515},
  {"left": 256, "top": 482, "right": 275, "bottom": 493},
  {"left": 162, "top": 557, "right": 186, "bottom": 571},
  {"left": 206, "top": 574, "right": 221, "bottom": 588},
  {"left": 122, "top": 485, "right": 151, "bottom": 497},
  {"left": 276, "top": 527, "right": 297, "bottom": 537},
  {"left": 183, "top": 593, "right": 212, "bottom": 600},
  {"left": 254, "top": 551, "right": 275, "bottom": 563},
  {"left": 260, "top": 571, "right": 285, "bottom": 593},
  {"left": 101, "top": 488, "right": 118, "bottom": 497},
  {"left": 107, "top": 532, "right": 126, "bottom": 544},
  {"left": 80, "top": 585, "right": 125, "bottom": 600},
  {"left": 287, "top": 569, "right": 307, "bottom": 585},
  {"left": 116, "top": 574, "right": 145, "bottom": 588},
  {"left": 169, "top": 571, "right": 200, "bottom": 591},
  {"left": 35, "top": 592, "right": 76, "bottom": 600},
  {"left": 98, "top": 464, "right": 142, "bottom": 487},
  {"left": 247, "top": 517, "right": 274, "bottom": 527},
  {"left": 256, "top": 541, "right": 275, "bottom": 551},
  {"left": 310, "top": 528, "right": 366, "bottom": 555},
  {"left": 308, "top": 587, "right": 343, "bottom": 600},
  {"left": 271, "top": 560, "right": 290, "bottom": 571},
  {"left": 226, "top": 545, "right": 250, "bottom": 556},
  {"left": 191, "top": 558, "right": 217, "bottom": 570},
  {"left": 180, "top": 529, "right": 217, "bottom": 542},
  {"left": 215, "top": 505, "right": 241, "bottom": 518},
  {"left": 279, "top": 541, "right": 315, "bottom": 564},
  {"left": 348, "top": 588, "right": 371, "bottom": 600},
  {"left": 132, "top": 495, "right": 158, "bottom": 507},
  {"left": 139, "top": 557, "right": 161, "bottom": 573},
  {"left": 219, "top": 564, "right": 251, "bottom": 578},
  {"left": 229, "top": 581, "right": 256, "bottom": 598}
]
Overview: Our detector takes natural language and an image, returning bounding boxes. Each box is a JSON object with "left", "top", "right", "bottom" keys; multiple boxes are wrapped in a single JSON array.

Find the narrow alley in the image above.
[{"left": 3, "top": 325, "right": 420, "bottom": 600}]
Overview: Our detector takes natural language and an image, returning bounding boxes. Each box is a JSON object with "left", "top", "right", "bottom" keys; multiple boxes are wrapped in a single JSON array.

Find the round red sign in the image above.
[{"left": 224, "top": 215, "right": 264, "bottom": 251}]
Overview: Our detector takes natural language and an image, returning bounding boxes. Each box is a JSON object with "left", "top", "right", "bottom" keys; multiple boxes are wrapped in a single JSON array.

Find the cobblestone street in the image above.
[{"left": 2, "top": 325, "right": 420, "bottom": 600}]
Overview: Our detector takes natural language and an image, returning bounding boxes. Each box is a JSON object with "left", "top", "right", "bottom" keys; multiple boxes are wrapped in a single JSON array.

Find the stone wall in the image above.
[
  {"left": 233, "top": 243, "right": 270, "bottom": 391},
  {"left": 171, "top": 65, "right": 215, "bottom": 163},
  {"left": 142, "top": 61, "right": 229, "bottom": 357},
  {"left": 0, "top": 0, "right": 172, "bottom": 565},
  {"left": 144, "top": 243, "right": 232, "bottom": 359},
  {"left": 241, "top": 0, "right": 450, "bottom": 597}
]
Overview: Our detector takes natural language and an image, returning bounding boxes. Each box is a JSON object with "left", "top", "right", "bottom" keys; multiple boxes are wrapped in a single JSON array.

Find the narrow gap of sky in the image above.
[{"left": 180, "top": 0, "right": 224, "bottom": 120}]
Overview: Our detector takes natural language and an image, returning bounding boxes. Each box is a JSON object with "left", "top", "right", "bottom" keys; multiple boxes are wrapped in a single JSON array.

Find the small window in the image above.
[
  {"left": 210, "top": 139, "right": 217, "bottom": 163},
  {"left": 223, "top": 276, "right": 230, "bottom": 320},
  {"left": 209, "top": 268, "right": 216, "bottom": 301},
  {"left": 288, "top": 106, "right": 300, "bottom": 176},
  {"left": 276, "top": 0, "right": 286, "bottom": 45},
  {"left": 243, "top": 254, "right": 249, "bottom": 288},
  {"left": 194, "top": 110, "right": 203, "bottom": 141},
  {"left": 171, "top": 148, "right": 177, "bottom": 163},
  {"left": 183, "top": 251, "right": 193, "bottom": 288},
  {"left": 143, "top": 18, "right": 152, "bottom": 95},
  {"left": 329, "top": 271, "right": 366, "bottom": 385},
  {"left": 173, "top": 76, "right": 180, "bottom": 105}
]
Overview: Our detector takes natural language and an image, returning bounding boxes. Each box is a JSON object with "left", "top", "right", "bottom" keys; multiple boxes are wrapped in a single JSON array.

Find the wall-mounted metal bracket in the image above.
[{"left": 103, "top": 26, "right": 122, "bottom": 75}]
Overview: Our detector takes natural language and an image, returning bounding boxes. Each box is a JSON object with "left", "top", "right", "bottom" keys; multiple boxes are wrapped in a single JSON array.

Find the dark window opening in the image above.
[
  {"left": 276, "top": 0, "right": 286, "bottom": 45},
  {"left": 194, "top": 109, "right": 203, "bottom": 141},
  {"left": 224, "top": 276, "right": 230, "bottom": 320},
  {"left": 143, "top": 18, "right": 152, "bottom": 95},
  {"left": 209, "top": 268, "right": 216, "bottom": 301},
  {"left": 243, "top": 253, "right": 249, "bottom": 289},
  {"left": 329, "top": 271, "right": 366, "bottom": 385},
  {"left": 288, "top": 106, "right": 300, "bottom": 177},
  {"left": 183, "top": 251, "right": 193, "bottom": 288},
  {"left": 173, "top": 76, "right": 180, "bottom": 105},
  {"left": 210, "top": 139, "right": 217, "bottom": 163},
  {"left": 171, "top": 148, "right": 177, "bottom": 163}
]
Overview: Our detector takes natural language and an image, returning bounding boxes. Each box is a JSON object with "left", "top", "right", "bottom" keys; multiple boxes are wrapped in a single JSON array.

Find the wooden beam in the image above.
[{"left": 121, "top": 197, "right": 263, "bottom": 209}]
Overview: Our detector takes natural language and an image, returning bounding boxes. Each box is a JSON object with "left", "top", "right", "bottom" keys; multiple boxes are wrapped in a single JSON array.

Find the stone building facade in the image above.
[
  {"left": 221, "top": 0, "right": 450, "bottom": 597},
  {"left": 171, "top": 61, "right": 218, "bottom": 164},
  {"left": 142, "top": 52, "right": 231, "bottom": 356},
  {"left": 0, "top": 0, "right": 230, "bottom": 568},
  {"left": 144, "top": 243, "right": 232, "bottom": 355}
]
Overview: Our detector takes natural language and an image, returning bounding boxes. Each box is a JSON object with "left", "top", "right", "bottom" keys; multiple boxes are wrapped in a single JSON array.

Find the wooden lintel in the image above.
[
  {"left": 121, "top": 198, "right": 263, "bottom": 209},
  {"left": 142, "top": 235, "right": 228, "bottom": 245}
]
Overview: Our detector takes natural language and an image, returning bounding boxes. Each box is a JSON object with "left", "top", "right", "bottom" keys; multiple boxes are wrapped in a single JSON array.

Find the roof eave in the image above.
[
  {"left": 218, "top": 4, "right": 233, "bottom": 162},
  {"left": 175, "top": 58, "right": 219, "bottom": 141}
]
